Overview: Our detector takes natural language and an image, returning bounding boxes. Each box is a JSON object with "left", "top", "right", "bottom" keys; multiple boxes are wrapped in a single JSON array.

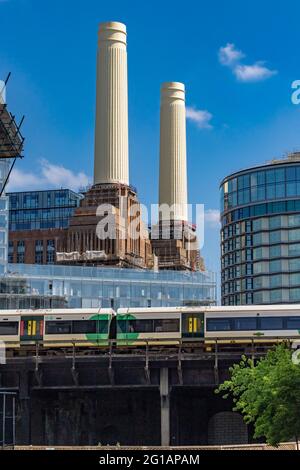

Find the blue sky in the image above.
[{"left": 1, "top": 0, "right": 300, "bottom": 280}]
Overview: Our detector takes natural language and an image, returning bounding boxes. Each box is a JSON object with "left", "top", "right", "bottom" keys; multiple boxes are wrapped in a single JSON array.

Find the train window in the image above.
[
  {"left": 286, "top": 317, "right": 300, "bottom": 329},
  {"left": 45, "top": 321, "right": 72, "bottom": 334},
  {"left": 206, "top": 319, "right": 232, "bottom": 331},
  {"left": 127, "top": 319, "right": 153, "bottom": 333},
  {"left": 0, "top": 322, "right": 19, "bottom": 335},
  {"left": 233, "top": 318, "right": 257, "bottom": 330},
  {"left": 98, "top": 320, "right": 109, "bottom": 333},
  {"left": 72, "top": 320, "right": 97, "bottom": 334},
  {"left": 153, "top": 319, "right": 180, "bottom": 332},
  {"left": 260, "top": 317, "right": 284, "bottom": 330}
]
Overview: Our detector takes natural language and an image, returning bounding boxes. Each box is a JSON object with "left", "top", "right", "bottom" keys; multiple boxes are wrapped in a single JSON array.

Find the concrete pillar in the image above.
[
  {"left": 16, "top": 371, "right": 31, "bottom": 445},
  {"left": 94, "top": 21, "right": 129, "bottom": 185},
  {"left": 160, "top": 367, "right": 170, "bottom": 446},
  {"left": 159, "top": 82, "right": 188, "bottom": 221}
]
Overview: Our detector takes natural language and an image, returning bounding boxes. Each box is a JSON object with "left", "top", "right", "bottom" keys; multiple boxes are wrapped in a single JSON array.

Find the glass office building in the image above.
[
  {"left": 7, "top": 189, "right": 82, "bottom": 231},
  {"left": 0, "top": 159, "right": 10, "bottom": 274},
  {"left": 1, "top": 263, "right": 216, "bottom": 309},
  {"left": 220, "top": 152, "right": 300, "bottom": 305}
]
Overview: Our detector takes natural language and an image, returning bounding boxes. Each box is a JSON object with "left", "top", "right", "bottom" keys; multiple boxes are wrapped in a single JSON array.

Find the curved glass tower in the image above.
[{"left": 220, "top": 152, "right": 300, "bottom": 305}]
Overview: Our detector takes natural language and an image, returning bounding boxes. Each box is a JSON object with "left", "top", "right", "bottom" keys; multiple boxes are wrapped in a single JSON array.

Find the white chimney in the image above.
[
  {"left": 159, "top": 82, "right": 188, "bottom": 221},
  {"left": 94, "top": 22, "right": 129, "bottom": 185}
]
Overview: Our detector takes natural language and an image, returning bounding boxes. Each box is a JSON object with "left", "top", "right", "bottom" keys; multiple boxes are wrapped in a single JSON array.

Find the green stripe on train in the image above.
[
  {"left": 116, "top": 314, "right": 139, "bottom": 344},
  {"left": 85, "top": 314, "right": 111, "bottom": 344}
]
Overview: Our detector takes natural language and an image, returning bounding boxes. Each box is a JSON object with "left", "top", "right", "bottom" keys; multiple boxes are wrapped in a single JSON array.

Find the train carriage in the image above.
[
  {"left": 0, "top": 312, "right": 20, "bottom": 348},
  {"left": 204, "top": 305, "right": 300, "bottom": 344},
  {"left": 43, "top": 308, "right": 115, "bottom": 347},
  {"left": 116, "top": 307, "right": 205, "bottom": 346},
  {"left": 0, "top": 308, "right": 115, "bottom": 349}
]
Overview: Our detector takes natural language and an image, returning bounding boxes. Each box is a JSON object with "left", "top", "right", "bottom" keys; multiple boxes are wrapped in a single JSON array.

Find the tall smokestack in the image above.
[
  {"left": 94, "top": 21, "right": 129, "bottom": 185},
  {"left": 159, "top": 82, "right": 188, "bottom": 221}
]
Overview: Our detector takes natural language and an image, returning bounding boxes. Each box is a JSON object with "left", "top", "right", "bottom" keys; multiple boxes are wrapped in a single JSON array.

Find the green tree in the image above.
[{"left": 216, "top": 344, "right": 300, "bottom": 447}]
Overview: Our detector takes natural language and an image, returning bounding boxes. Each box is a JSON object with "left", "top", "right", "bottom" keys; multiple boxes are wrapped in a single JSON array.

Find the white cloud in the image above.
[
  {"left": 186, "top": 107, "right": 213, "bottom": 129},
  {"left": 205, "top": 209, "right": 220, "bottom": 228},
  {"left": 219, "top": 43, "right": 277, "bottom": 83},
  {"left": 7, "top": 159, "right": 90, "bottom": 192},
  {"left": 234, "top": 62, "right": 277, "bottom": 82},
  {"left": 218, "top": 43, "right": 245, "bottom": 66}
]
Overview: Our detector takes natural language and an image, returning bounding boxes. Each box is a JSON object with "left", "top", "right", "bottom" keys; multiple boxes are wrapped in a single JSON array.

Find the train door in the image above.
[
  {"left": 182, "top": 312, "right": 204, "bottom": 338},
  {"left": 20, "top": 316, "right": 44, "bottom": 341}
]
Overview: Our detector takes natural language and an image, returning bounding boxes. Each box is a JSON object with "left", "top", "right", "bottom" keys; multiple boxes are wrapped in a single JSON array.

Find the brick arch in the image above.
[{"left": 208, "top": 411, "right": 248, "bottom": 445}]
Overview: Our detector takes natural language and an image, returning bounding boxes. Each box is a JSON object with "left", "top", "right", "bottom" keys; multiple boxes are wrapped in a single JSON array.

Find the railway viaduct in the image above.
[{"left": 0, "top": 344, "right": 261, "bottom": 446}]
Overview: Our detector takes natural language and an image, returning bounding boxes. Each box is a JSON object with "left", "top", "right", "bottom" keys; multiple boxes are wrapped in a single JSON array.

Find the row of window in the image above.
[
  {"left": 207, "top": 316, "right": 300, "bottom": 331},
  {"left": 223, "top": 228, "right": 300, "bottom": 255},
  {"left": 118, "top": 319, "right": 180, "bottom": 333},
  {"left": 224, "top": 166, "right": 300, "bottom": 193},
  {"left": 223, "top": 272, "right": 300, "bottom": 294},
  {"left": 223, "top": 258, "right": 300, "bottom": 281},
  {"left": 9, "top": 220, "right": 70, "bottom": 231},
  {"left": 222, "top": 215, "right": 300, "bottom": 241},
  {"left": 222, "top": 200, "right": 300, "bottom": 226},
  {"left": 222, "top": 247, "right": 300, "bottom": 268},
  {"left": 8, "top": 191, "right": 80, "bottom": 210},
  {"left": 10, "top": 207, "right": 76, "bottom": 221},
  {"left": 223, "top": 287, "right": 300, "bottom": 305},
  {"left": 8, "top": 240, "right": 56, "bottom": 264},
  {"left": 223, "top": 181, "right": 300, "bottom": 210},
  {"left": 45, "top": 320, "right": 108, "bottom": 335}
]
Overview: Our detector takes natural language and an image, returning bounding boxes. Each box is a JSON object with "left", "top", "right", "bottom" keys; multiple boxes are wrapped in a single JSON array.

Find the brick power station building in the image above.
[{"left": 7, "top": 22, "right": 204, "bottom": 273}]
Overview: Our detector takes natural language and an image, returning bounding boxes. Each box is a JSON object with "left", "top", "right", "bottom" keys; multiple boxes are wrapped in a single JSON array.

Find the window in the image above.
[
  {"left": 8, "top": 241, "right": 13, "bottom": 263},
  {"left": 233, "top": 318, "right": 257, "bottom": 330},
  {"left": 72, "top": 320, "right": 97, "bottom": 334},
  {"left": 270, "top": 259, "right": 281, "bottom": 273},
  {"left": 35, "top": 253, "right": 43, "bottom": 264},
  {"left": 286, "top": 167, "right": 296, "bottom": 181},
  {"left": 269, "top": 216, "right": 282, "bottom": 230},
  {"left": 260, "top": 317, "right": 284, "bottom": 330},
  {"left": 266, "top": 170, "right": 275, "bottom": 184},
  {"left": 286, "top": 317, "right": 300, "bottom": 329},
  {"left": 0, "top": 321, "right": 19, "bottom": 335},
  {"left": 266, "top": 184, "right": 275, "bottom": 199},
  {"left": 289, "top": 244, "right": 300, "bottom": 257},
  {"left": 17, "top": 240, "right": 25, "bottom": 253},
  {"left": 17, "top": 253, "right": 25, "bottom": 264},
  {"left": 206, "top": 318, "right": 232, "bottom": 331},
  {"left": 35, "top": 240, "right": 43, "bottom": 252},
  {"left": 153, "top": 319, "right": 180, "bottom": 332},
  {"left": 289, "top": 259, "right": 300, "bottom": 271},
  {"left": 269, "top": 290, "right": 282, "bottom": 303},
  {"left": 289, "top": 229, "right": 300, "bottom": 241},
  {"left": 270, "top": 245, "right": 281, "bottom": 258},
  {"left": 47, "top": 252, "right": 55, "bottom": 264},
  {"left": 287, "top": 182, "right": 296, "bottom": 197},
  {"left": 275, "top": 183, "right": 285, "bottom": 198},
  {"left": 127, "top": 319, "right": 153, "bottom": 333},
  {"left": 45, "top": 321, "right": 72, "bottom": 334},
  {"left": 47, "top": 239, "right": 55, "bottom": 264},
  {"left": 290, "top": 273, "right": 300, "bottom": 286},
  {"left": 289, "top": 214, "right": 300, "bottom": 227},
  {"left": 269, "top": 231, "right": 281, "bottom": 244}
]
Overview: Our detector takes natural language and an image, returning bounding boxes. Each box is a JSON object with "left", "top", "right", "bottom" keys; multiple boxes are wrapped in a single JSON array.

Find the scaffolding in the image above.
[{"left": 0, "top": 74, "right": 25, "bottom": 196}]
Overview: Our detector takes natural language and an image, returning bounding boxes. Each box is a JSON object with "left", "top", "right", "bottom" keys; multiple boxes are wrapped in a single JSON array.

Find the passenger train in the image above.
[{"left": 0, "top": 305, "right": 300, "bottom": 350}]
